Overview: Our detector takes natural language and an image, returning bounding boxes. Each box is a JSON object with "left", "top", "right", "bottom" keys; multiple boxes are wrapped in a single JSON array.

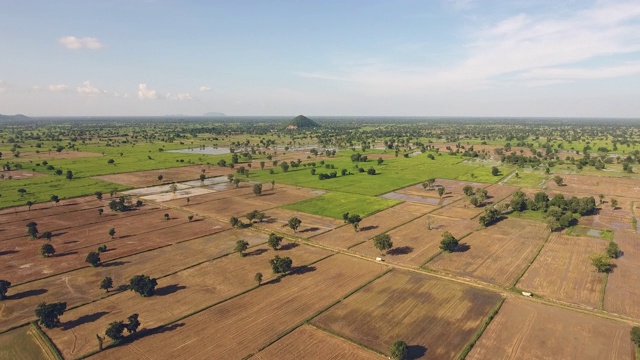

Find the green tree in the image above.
[
  {"left": 267, "top": 233, "right": 283, "bottom": 250},
  {"left": 129, "top": 275, "right": 158, "bottom": 297},
  {"left": 66, "top": 170, "right": 73, "bottom": 180},
  {"left": 253, "top": 183, "right": 262, "bottom": 196},
  {"left": 269, "top": 255, "right": 293, "bottom": 275},
  {"left": 491, "top": 166, "right": 500, "bottom": 176},
  {"left": 422, "top": 178, "right": 436, "bottom": 190},
  {"left": 347, "top": 214, "right": 362, "bottom": 232},
  {"left": 0, "top": 280, "right": 11, "bottom": 300},
  {"left": 157, "top": 174, "right": 163, "bottom": 181},
  {"left": 199, "top": 173, "right": 206, "bottom": 182},
  {"left": 437, "top": 186, "right": 446, "bottom": 198},
  {"left": 86, "top": 251, "right": 101, "bottom": 267},
  {"left": 235, "top": 239, "right": 249, "bottom": 256},
  {"left": 187, "top": 215, "right": 194, "bottom": 222},
  {"left": 373, "top": 234, "right": 393, "bottom": 255},
  {"left": 590, "top": 253, "right": 611, "bottom": 273},
  {"left": 463, "top": 185, "right": 474, "bottom": 196},
  {"left": 164, "top": 213, "right": 170, "bottom": 221},
  {"left": 611, "top": 198, "right": 618, "bottom": 209},
  {"left": 97, "top": 244, "right": 107, "bottom": 253},
  {"left": 26, "top": 221, "right": 39, "bottom": 239},
  {"left": 287, "top": 217, "right": 302, "bottom": 233},
  {"left": 105, "top": 321, "right": 126, "bottom": 343},
  {"left": 553, "top": 175, "right": 564, "bottom": 186},
  {"left": 100, "top": 277, "right": 113, "bottom": 293},
  {"left": 631, "top": 326, "right": 640, "bottom": 347},
  {"left": 254, "top": 272, "right": 263, "bottom": 286},
  {"left": 390, "top": 340, "right": 408, "bottom": 360},
  {"left": 169, "top": 183, "right": 178, "bottom": 193},
  {"left": 41, "top": 231, "right": 53, "bottom": 241},
  {"left": 126, "top": 314, "right": 140, "bottom": 334},
  {"left": 26, "top": 200, "right": 34, "bottom": 210},
  {"left": 377, "top": 157, "right": 384, "bottom": 165},
  {"left": 98, "top": 208, "right": 104, "bottom": 217},
  {"left": 95, "top": 191, "right": 103, "bottom": 201},
  {"left": 439, "top": 232, "right": 459, "bottom": 253},
  {"left": 230, "top": 216, "right": 242, "bottom": 228},
  {"left": 40, "top": 243, "right": 55, "bottom": 257},
  {"left": 35, "top": 302, "right": 67, "bottom": 329},
  {"left": 606, "top": 241, "right": 620, "bottom": 259},
  {"left": 50, "top": 194, "right": 60, "bottom": 206},
  {"left": 18, "top": 188, "right": 27, "bottom": 197},
  {"left": 108, "top": 228, "right": 116, "bottom": 239}
]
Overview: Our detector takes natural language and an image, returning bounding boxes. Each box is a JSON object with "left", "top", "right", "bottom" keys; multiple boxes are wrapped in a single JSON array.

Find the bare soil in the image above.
[{"left": 93, "top": 165, "right": 235, "bottom": 187}]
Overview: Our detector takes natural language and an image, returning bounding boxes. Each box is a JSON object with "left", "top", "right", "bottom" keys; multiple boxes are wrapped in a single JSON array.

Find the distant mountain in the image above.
[
  {"left": 286, "top": 115, "right": 319, "bottom": 129},
  {"left": 203, "top": 112, "right": 226, "bottom": 117},
  {"left": 0, "top": 114, "right": 30, "bottom": 120}
]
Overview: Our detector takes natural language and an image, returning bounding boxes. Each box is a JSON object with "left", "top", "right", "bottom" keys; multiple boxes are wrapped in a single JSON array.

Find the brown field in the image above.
[
  {"left": 0, "top": 228, "right": 267, "bottom": 333},
  {"left": 311, "top": 202, "right": 431, "bottom": 249},
  {"left": 517, "top": 233, "right": 607, "bottom": 308},
  {"left": 0, "top": 169, "right": 45, "bottom": 181},
  {"left": 467, "top": 298, "right": 633, "bottom": 360},
  {"left": 90, "top": 254, "right": 386, "bottom": 360},
  {"left": 93, "top": 165, "right": 235, "bottom": 187},
  {"left": 430, "top": 183, "right": 517, "bottom": 220},
  {"left": 394, "top": 179, "right": 486, "bottom": 205},
  {"left": 546, "top": 174, "right": 640, "bottom": 199},
  {"left": 45, "top": 241, "right": 332, "bottom": 359},
  {"left": 580, "top": 196, "right": 635, "bottom": 231},
  {"left": 0, "top": 323, "right": 58, "bottom": 360},
  {"left": 16, "top": 151, "right": 102, "bottom": 160},
  {"left": 254, "top": 208, "right": 343, "bottom": 238},
  {"left": 427, "top": 218, "right": 548, "bottom": 286},
  {"left": 313, "top": 270, "right": 502, "bottom": 360},
  {"left": 254, "top": 325, "right": 382, "bottom": 360},
  {"left": 605, "top": 231, "right": 640, "bottom": 319},
  {"left": 0, "top": 195, "right": 104, "bottom": 222},
  {"left": 351, "top": 215, "right": 479, "bottom": 267}
]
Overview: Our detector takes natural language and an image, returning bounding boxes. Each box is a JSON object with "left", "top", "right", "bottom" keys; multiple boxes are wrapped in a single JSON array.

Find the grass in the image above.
[
  {"left": 282, "top": 192, "right": 401, "bottom": 219},
  {"left": 566, "top": 225, "right": 613, "bottom": 241},
  {"left": 504, "top": 171, "right": 549, "bottom": 188},
  {"left": 507, "top": 209, "right": 548, "bottom": 223},
  {"left": 0, "top": 323, "right": 61, "bottom": 360}
]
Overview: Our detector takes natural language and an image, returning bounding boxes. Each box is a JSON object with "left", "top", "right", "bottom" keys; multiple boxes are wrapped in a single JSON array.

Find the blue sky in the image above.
[{"left": 1, "top": 0, "right": 639, "bottom": 117}]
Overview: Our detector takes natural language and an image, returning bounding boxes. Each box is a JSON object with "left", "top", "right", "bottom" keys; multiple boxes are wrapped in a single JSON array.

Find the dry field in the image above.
[
  {"left": 0, "top": 228, "right": 264, "bottom": 333},
  {"left": 254, "top": 208, "right": 343, "bottom": 238},
  {"left": 254, "top": 325, "right": 382, "bottom": 360},
  {"left": 89, "top": 254, "right": 386, "bottom": 360},
  {"left": 312, "top": 270, "right": 502, "bottom": 359},
  {"left": 545, "top": 174, "right": 640, "bottom": 199},
  {"left": 467, "top": 298, "right": 633, "bottom": 360},
  {"left": 311, "top": 202, "right": 431, "bottom": 249},
  {"left": 45, "top": 241, "right": 332, "bottom": 359},
  {"left": 93, "top": 165, "right": 234, "bottom": 187},
  {"left": 605, "top": 230, "right": 640, "bottom": 319},
  {"left": 579, "top": 196, "right": 635, "bottom": 231},
  {"left": 430, "top": 183, "right": 517, "bottom": 220},
  {"left": 351, "top": 215, "right": 479, "bottom": 267},
  {"left": 394, "top": 179, "right": 486, "bottom": 204},
  {"left": 517, "top": 233, "right": 607, "bottom": 308},
  {"left": 427, "top": 218, "right": 548, "bottom": 286},
  {"left": 0, "top": 169, "right": 45, "bottom": 181}
]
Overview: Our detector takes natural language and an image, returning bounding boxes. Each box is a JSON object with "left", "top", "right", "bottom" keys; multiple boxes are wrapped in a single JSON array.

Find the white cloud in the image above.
[
  {"left": 138, "top": 84, "right": 158, "bottom": 100},
  {"left": 48, "top": 84, "right": 68, "bottom": 92},
  {"left": 198, "top": 86, "right": 211, "bottom": 92},
  {"left": 166, "top": 92, "right": 193, "bottom": 101},
  {"left": 58, "top": 36, "right": 105, "bottom": 50},
  {"left": 77, "top": 81, "right": 105, "bottom": 95}
]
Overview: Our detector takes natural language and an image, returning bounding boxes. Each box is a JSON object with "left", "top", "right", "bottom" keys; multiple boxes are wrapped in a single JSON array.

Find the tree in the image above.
[
  {"left": 553, "top": 175, "right": 564, "bottom": 186},
  {"left": 230, "top": 216, "right": 242, "bottom": 228},
  {"left": 66, "top": 170, "right": 73, "bottom": 180},
  {"left": 422, "top": 178, "right": 436, "bottom": 190},
  {"left": 157, "top": 174, "right": 163, "bottom": 181},
  {"left": 631, "top": 326, "right": 640, "bottom": 347},
  {"left": 254, "top": 272, "right": 263, "bottom": 286},
  {"left": 199, "top": 173, "right": 206, "bottom": 182},
  {"left": 373, "top": 234, "right": 393, "bottom": 255},
  {"left": 267, "top": 233, "right": 283, "bottom": 250},
  {"left": 26, "top": 221, "right": 39, "bottom": 239},
  {"left": 598, "top": 194, "right": 605, "bottom": 204},
  {"left": 86, "top": 251, "right": 101, "bottom": 267},
  {"left": 187, "top": 215, "right": 194, "bottom": 222},
  {"left": 235, "top": 239, "right": 249, "bottom": 256},
  {"left": 108, "top": 228, "right": 116, "bottom": 239},
  {"left": 347, "top": 214, "right": 362, "bottom": 232},
  {"left": 437, "top": 186, "right": 446, "bottom": 198},
  {"left": 95, "top": 191, "right": 103, "bottom": 201},
  {"left": 26, "top": 200, "right": 34, "bottom": 210},
  {"left": 390, "top": 340, "right": 408, "bottom": 360},
  {"left": 18, "top": 188, "right": 27, "bottom": 197},
  {"left": 287, "top": 217, "right": 302, "bottom": 233},
  {"left": 100, "top": 277, "right": 113, "bottom": 293},
  {"left": 41, "top": 231, "right": 53, "bottom": 241},
  {"left": 269, "top": 255, "right": 293, "bottom": 275},
  {"left": 35, "top": 302, "right": 67, "bottom": 328},
  {"left": 478, "top": 206, "right": 502, "bottom": 227},
  {"left": 105, "top": 321, "right": 126, "bottom": 343},
  {"left": 611, "top": 198, "right": 618, "bottom": 209},
  {"left": 253, "top": 183, "right": 262, "bottom": 196},
  {"left": 40, "top": 243, "right": 55, "bottom": 257},
  {"left": 129, "top": 275, "right": 158, "bottom": 297},
  {"left": 51, "top": 194, "right": 60, "bottom": 205},
  {"left": 0, "top": 280, "right": 11, "bottom": 300},
  {"left": 463, "top": 185, "right": 474, "bottom": 196},
  {"left": 126, "top": 314, "right": 140, "bottom": 334},
  {"left": 164, "top": 213, "right": 170, "bottom": 221},
  {"left": 169, "top": 183, "right": 178, "bottom": 193},
  {"left": 590, "top": 253, "right": 611, "bottom": 273},
  {"left": 439, "top": 231, "right": 459, "bottom": 253},
  {"left": 491, "top": 166, "right": 500, "bottom": 176},
  {"left": 97, "top": 244, "right": 107, "bottom": 253},
  {"left": 606, "top": 241, "right": 620, "bottom": 259},
  {"left": 367, "top": 167, "right": 376, "bottom": 175},
  {"left": 98, "top": 208, "right": 104, "bottom": 217}
]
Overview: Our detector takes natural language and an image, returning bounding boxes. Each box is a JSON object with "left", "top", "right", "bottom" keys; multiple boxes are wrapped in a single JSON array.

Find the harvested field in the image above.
[
  {"left": 393, "top": 179, "right": 486, "bottom": 205},
  {"left": 546, "top": 174, "right": 640, "bottom": 199},
  {"left": 1, "top": 210, "right": 227, "bottom": 284},
  {"left": 140, "top": 187, "right": 215, "bottom": 202},
  {"left": 0, "top": 170, "right": 45, "bottom": 181},
  {"left": 312, "top": 270, "right": 502, "bottom": 359},
  {"left": 467, "top": 298, "right": 633, "bottom": 360},
  {"left": 90, "top": 254, "right": 386, "bottom": 360},
  {"left": 430, "top": 184, "right": 517, "bottom": 220},
  {"left": 605, "top": 231, "right": 640, "bottom": 319},
  {"left": 254, "top": 325, "right": 382, "bottom": 360},
  {"left": 0, "top": 323, "right": 58, "bottom": 360},
  {"left": 517, "top": 233, "right": 607, "bottom": 308},
  {"left": 120, "top": 183, "right": 191, "bottom": 196},
  {"left": 311, "top": 202, "right": 430, "bottom": 249},
  {"left": 351, "top": 215, "right": 479, "bottom": 267},
  {"left": 0, "top": 195, "right": 104, "bottom": 221},
  {"left": 427, "top": 218, "right": 548, "bottom": 286},
  {"left": 579, "top": 196, "right": 635, "bottom": 231},
  {"left": 45, "top": 242, "right": 332, "bottom": 359},
  {"left": 0, "top": 228, "right": 266, "bottom": 332},
  {"left": 94, "top": 165, "right": 234, "bottom": 187},
  {"left": 255, "top": 208, "right": 344, "bottom": 238}
]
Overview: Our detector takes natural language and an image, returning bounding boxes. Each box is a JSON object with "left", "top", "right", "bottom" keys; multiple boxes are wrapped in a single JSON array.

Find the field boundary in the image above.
[
  {"left": 457, "top": 297, "right": 506, "bottom": 360},
  {"left": 599, "top": 272, "right": 609, "bottom": 310},
  {"left": 509, "top": 229, "right": 552, "bottom": 289},
  {"left": 31, "top": 321, "right": 64, "bottom": 360}
]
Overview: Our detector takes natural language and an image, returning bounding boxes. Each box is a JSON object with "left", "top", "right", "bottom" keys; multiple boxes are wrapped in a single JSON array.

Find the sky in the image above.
[{"left": 1, "top": 0, "right": 640, "bottom": 117}]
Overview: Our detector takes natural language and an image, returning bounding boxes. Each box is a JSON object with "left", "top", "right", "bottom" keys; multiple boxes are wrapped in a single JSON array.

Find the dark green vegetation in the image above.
[
  {"left": 129, "top": 275, "right": 158, "bottom": 297},
  {"left": 34, "top": 302, "right": 67, "bottom": 329}
]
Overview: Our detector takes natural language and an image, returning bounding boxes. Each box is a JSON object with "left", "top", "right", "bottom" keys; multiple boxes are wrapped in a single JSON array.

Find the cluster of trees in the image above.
[
  {"left": 478, "top": 205, "right": 504, "bottom": 227},
  {"left": 269, "top": 255, "right": 293, "bottom": 275},
  {"left": 129, "top": 275, "right": 158, "bottom": 297},
  {"left": 509, "top": 190, "right": 596, "bottom": 231},
  {"left": 35, "top": 302, "right": 67, "bottom": 328},
  {"left": 104, "top": 314, "right": 140, "bottom": 346},
  {"left": 590, "top": 240, "right": 620, "bottom": 273},
  {"left": 463, "top": 185, "right": 489, "bottom": 207},
  {"left": 342, "top": 212, "right": 362, "bottom": 231}
]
